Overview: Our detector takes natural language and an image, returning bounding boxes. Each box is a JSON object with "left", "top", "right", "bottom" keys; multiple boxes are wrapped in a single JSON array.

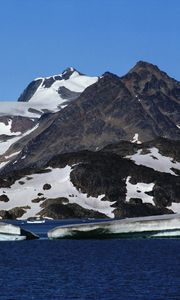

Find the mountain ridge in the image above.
[{"left": 1, "top": 61, "right": 180, "bottom": 174}]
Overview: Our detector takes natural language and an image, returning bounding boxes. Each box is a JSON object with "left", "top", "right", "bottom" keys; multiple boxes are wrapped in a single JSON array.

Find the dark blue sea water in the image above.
[{"left": 0, "top": 221, "right": 180, "bottom": 300}]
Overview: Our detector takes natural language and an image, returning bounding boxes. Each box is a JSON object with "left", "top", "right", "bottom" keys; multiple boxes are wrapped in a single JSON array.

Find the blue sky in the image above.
[{"left": 0, "top": 0, "right": 179, "bottom": 100}]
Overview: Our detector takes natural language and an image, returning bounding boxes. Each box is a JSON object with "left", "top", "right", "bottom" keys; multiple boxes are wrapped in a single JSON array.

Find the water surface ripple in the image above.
[{"left": 0, "top": 239, "right": 180, "bottom": 300}]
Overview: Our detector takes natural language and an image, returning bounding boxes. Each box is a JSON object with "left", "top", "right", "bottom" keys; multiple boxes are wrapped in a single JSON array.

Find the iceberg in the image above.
[
  {"left": 0, "top": 222, "right": 38, "bottom": 241},
  {"left": 48, "top": 214, "right": 180, "bottom": 239}
]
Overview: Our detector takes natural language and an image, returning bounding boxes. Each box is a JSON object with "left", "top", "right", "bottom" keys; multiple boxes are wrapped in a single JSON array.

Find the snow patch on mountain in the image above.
[
  {"left": 0, "top": 161, "right": 9, "bottom": 169},
  {"left": 4, "top": 151, "right": 21, "bottom": 159},
  {"left": 126, "top": 147, "right": 180, "bottom": 175},
  {"left": 0, "top": 136, "right": 21, "bottom": 156},
  {"left": 169, "top": 202, "right": 180, "bottom": 214},
  {"left": 0, "top": 151, "right": 21, "bottom": 170},
  {"left": 0, "top": 120, "right": 21, "bottom": 136},
  {"left": 0, "top": 124, "right": 39, "bottom": 159},
  {"left": 0, "top": 166, "right": 115, "bottom": 219},
  {"left": 131, "top": 133, "right": 141, "bottom": 144},
  {"left": 126, "top": 176, "right": 154, "bottom": 204}
]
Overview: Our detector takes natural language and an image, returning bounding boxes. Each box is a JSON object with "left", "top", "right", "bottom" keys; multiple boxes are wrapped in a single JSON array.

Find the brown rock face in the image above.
[
  {"left": 114, "top": 202, "right": 173, "bottom": 218},
  {"left": 0, "top": 115, "right": 37, "bottom": 134},
  {"left": 39, "top": 199, "right": 107, "bottom": 219},
  {"left": 0, "top": 207, "right": 26, "bottom": 219}
]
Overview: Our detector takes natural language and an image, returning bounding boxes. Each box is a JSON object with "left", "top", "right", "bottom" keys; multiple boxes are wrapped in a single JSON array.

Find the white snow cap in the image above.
[
  {"left": 0, "top": 68, "right": 98, "bottom": 118},
  {"left": 26, "top": 68, "right": 98, "bottom": 110},
  {"left": 62, "top": 67, "right": 77, "bottom": 74}
]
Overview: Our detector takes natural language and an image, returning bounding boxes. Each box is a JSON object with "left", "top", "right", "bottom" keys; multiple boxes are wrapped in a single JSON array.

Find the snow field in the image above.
[
  {"left": 126, "top": 147, "right": 180, "bottom": 175},
  {"left": 125, "top": 176, "right": 154, "bottom": 204},
  {"left": 0, "top": 166, "right": 115, "bottom": 219}
]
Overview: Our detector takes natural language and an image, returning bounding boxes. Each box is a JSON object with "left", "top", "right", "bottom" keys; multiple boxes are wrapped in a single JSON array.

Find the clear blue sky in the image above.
[{"left": 0, "top": 0, "right": 179, "bottom": 100}]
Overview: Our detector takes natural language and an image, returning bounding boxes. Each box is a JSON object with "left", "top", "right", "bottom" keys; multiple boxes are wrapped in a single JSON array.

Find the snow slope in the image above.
[
  {"left": 0, "top": 102, "right": 41, "bottom": 118},
  {"left": 0, "top": 69, "right": 98, "bottom": 117},
  {"left": 1, "top": 163, "right": 179, "bottom": 220},
  {"left": 126, "top": 147, "right": 180, "bottom": 175},
  {"left": 0, "top": 124, "right": 39, "bottom": 168},
  {"left": 28, "top": 70, "right": 98, "bottom": 111},
  {"left": 126, "top": 176, "right": 154, "bottom": 204},
  {"left": 0, "top": 120, "right": 21, "bottom": 136},
  {"left": 0, "top": 166, "right": 115, "bottom": 219}
]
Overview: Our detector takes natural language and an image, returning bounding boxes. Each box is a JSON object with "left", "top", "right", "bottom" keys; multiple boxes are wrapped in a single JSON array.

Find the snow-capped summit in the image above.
[
  {"left": 35, "top": 67, "right": 80, "bottom": 81},
  {"left": 0, "top": 68, "right": 98, "bottom": 163},
  {"left": 18, "top": 67, "right": 98, "bottom": 112},
  {"left": 62, "top": 66, "right": 80, "bottom": 76}
]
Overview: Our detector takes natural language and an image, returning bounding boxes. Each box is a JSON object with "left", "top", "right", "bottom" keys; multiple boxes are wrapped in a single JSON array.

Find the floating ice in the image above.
[{"left": 48, "top": 214, "right": 180, "bottom": 239}]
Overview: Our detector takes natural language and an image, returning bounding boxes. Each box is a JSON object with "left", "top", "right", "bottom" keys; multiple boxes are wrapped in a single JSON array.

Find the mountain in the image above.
[
  {"left": 0, "top": 68, "right": 98, "bottom": 166},
  {"left": 0, "top": 67, "right": 98, "bottom": 133},
  {"left": 2, "top": 61, "right": 179, "bottom": 173},
  {"left": 122, "top": 61, "right": 180, "bottom": 125},
  {"left": 17, "top": 67, "right": 98, "bottom": 112},
  {"left": 0, "top": 61, "right": 179, "bottom": 220}
]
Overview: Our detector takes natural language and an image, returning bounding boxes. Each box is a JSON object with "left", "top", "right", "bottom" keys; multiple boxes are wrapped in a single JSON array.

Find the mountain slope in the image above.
[
  {"left": 0, "top": 68, "right": 98, "bottom": 169},
  {"left": 0, "top": 115, "right": 38, "bottom": 169},
  {"left": 2, "top": 61, "right": 179, "bottom": 173},
  {"left": 0, "top": 139, "right": 179, "bottom": 220},
  {"left": 122, "top": 61, "right": 180, "bottom": 126}
]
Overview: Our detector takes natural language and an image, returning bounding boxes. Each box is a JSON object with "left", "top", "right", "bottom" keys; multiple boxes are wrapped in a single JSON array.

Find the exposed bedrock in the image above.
[{"left": 39, "top": 197, "right": 107, "bottom": 219}]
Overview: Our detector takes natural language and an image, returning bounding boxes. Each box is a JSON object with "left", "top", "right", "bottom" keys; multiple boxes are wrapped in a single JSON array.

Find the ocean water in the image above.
[{"left": 0, "top": 222, "right": 180, "bottom": 300}]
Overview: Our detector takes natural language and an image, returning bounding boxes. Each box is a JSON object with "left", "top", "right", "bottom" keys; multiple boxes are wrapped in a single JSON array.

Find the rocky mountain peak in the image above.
[
  {"left": 121, "top": 60, "right": 180, "bottom": 97},
  {"left": 60, "top": 66, "right": 83, "bottom": 80},
  {"left": 131, "top": 60, "right": 159, "bottom": 71},
  {"left": 62, "top": 67, "right": 77, "bottom": 74},
  {"left": 102, "top": 71, "right": 120, "bottom": 80},
  {"left": 129, "top": 60, "right": 180, "bottom": 84},
  {"left": 128, "top": 60, "right": 168, "bottom": 80}
]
